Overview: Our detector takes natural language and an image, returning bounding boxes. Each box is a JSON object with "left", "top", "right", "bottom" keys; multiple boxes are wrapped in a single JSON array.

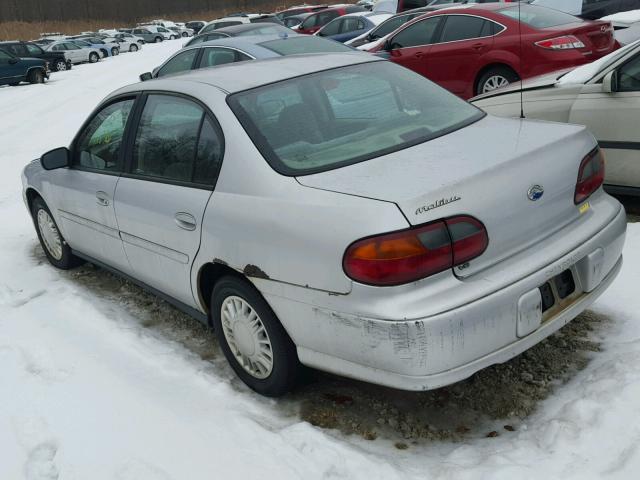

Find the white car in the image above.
[
  {"left": 473, "top": 41, "right": 640, "bottom": 195},
  {"left": 103, "top": 36, "right": 140, "bottom": 53},
  {"left": 200, "top": 14, "right": 276, "bottom": 34}
]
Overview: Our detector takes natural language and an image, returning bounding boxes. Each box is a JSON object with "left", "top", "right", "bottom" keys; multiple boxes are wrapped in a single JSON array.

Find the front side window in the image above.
[
  {"left": 342, "top": 17, "right": 363, "bottom": 33},
  {"left": 228, "top": 61, "right": 484, "bottom": 175},
  {"left": 74, "top": 99, "right": 135, "bottom": 171},
  {"left": 618, "top": 55, "right": 640, "bottom": 92},
  {"left": 390, "top": 17, "right": 441, "bottom": 49},
  {"left": 371, "top": 15, "right": 412, "bottom": 39},
  {"left": 301, "top": 14, "right": 319, "bottom": 29},
  {"left": 319, "top": 18, "right": 342, "bottom": 36},
  {"left": 132, "top": 95, "right": 223, "bottom": 185},
  {"left": 439, "top": 15, "right": 486, "bottom": 43},
  {"left": 157, "top": 49, "right": 198, "bottom": 77},
  {"left": 26, "top": 43, "right": 44, "bottom": 55}
]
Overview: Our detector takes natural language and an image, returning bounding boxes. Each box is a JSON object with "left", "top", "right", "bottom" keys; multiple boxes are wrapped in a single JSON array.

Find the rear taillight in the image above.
[
  {"left": 343, "top": 216, "right": 488, "bottom": 286},
  {"left": 535, "top": 35, "right": 585, "bottom": 50},
  {"left": 575, "top": 148, "right": 605, "bottom": 204}
]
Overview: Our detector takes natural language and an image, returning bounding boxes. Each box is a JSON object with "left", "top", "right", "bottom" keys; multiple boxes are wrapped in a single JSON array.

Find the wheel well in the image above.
[
  {"left": 25, "top": 188, "right": 41, "bottom": 213},
  {"left": 474, "top": 63, "right": 519, "bottom": 95},
  {"left": 197, "top": 261, "right": 244, "bottom": 322}
]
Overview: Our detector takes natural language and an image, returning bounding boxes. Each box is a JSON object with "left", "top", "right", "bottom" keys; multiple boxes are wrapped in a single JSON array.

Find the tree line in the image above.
[{"left": 0, "top": 0, "right": 292, "bottom": 23}]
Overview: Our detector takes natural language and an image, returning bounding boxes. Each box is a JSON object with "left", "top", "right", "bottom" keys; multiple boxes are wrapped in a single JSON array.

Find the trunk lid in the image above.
[
  {"left": 546, "top": 20, "right": 615, "bottom": 54},
  {"left": 296, "top": 116, "right": 596, "bottom": 278}
]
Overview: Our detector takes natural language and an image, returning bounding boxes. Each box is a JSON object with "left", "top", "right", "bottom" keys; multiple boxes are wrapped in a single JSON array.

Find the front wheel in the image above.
[
  {"left": 129, "top": 44, "right": 138, "bottom": 52},
  {"left": 31, "top": 197, "right": 82, "bottom": 269},
  {"left": 89, "top": 52, "right": 99, "bottom": 63},
  {"left": 476, "top": 66, "right": 519, "bottom": 95},
  {"left": 28, "top": 69, "right": 45, "bottom": 84},
  {"left": 182, "top": 32, "right": 188, "bottom": 37},
  {"left": 111, "top": 47, "right": 119, "bottom": 56},
  {"left": 212, "top": 276, "right": 300, "bottom": 397},
  {"left": 155, "top": 36, "right": 163, "bottom": 43},
  {"left": 54, "top": 59, "right": 67, "bottom": 71}
]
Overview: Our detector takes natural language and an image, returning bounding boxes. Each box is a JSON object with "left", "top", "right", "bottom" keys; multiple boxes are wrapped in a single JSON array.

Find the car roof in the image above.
[
  {"left": 116, "top": 52, "right": 380, "bottom": 96},
  {"left": 213, "top": 23, "right": 294, "bottom": 35},
  {"left": 196, "top": 35, "right": 286, "bottom": 57}
]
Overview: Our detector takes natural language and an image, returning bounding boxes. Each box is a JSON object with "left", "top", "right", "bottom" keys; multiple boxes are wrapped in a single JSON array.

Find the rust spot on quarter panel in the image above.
[{"left": 243, "top": 264, "right": 270, "bottom": 279}]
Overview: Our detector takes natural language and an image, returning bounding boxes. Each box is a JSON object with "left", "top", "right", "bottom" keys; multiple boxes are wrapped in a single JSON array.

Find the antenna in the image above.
[{"left": 518, "top": 0, "right": 525, "bottom": 119}]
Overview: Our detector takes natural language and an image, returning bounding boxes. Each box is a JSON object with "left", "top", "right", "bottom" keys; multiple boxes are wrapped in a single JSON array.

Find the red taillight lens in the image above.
[
  {"left": 535, "top": 35, "right": 585, "bottom": 50},
  {"left": 575, "top": 148, "right": 605, "bottom": 204},
  {"left": 343, "top": 216, "right": 488, "bottom": 286}
]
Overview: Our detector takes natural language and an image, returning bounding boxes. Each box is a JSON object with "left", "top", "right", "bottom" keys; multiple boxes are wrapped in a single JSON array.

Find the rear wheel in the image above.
[
  {"left": 129, "top": 44, "right": 138, "bottom": 52},
  {"left": 89, "top": 52, "right": 99, "bottom": 63},
  {"left": 31, "top": 197, "right": 82, "bottom": 270},
  {"left": 476, "top": 66, "right": 519, "bottom": 95},
  {"left": 54, "top": 59, "right": 67, "bottom": 71},
  {"left": 111, "top": 47, "right": 119, "bottom": 56},
  {"left": 182, "top": 32, "right": 188, "bottom": 37},
  {"left": 212, "top": 276, "right": 300, "bottom": 397},
  {"left": 28, "top": 69, "right": 45, "bottom": 84},
  {"left": 155, "top": 36, "right": 163, "bottom": 43}
]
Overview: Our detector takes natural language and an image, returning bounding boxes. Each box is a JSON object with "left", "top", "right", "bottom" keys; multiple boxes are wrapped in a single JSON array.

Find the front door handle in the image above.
[
  {"left": 472, "top": 43, "right": 486, "bottom": 51},
  {"left": 175, "top": 212, "right": 197, "bottom": 231},
  {"left": 96, "top": 191, "right": 110, "bottom": 206},
  {"left": 414, "top": 51, "right": 424, "bottom": 58}
]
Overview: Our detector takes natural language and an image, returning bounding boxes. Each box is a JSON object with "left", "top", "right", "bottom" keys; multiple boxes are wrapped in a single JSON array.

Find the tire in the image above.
[
  {"left": 476, "top": 66, "right": 519, "bottom": 96},
  {"left": 31, "top": 197, "right": 82, "bottom": 270},
  {"left": 212, "top": 276, "right": 300, "bottom": 397},
  {"left": 54, "top": 59, "right": 67, "bottom": 72},
  {"left": 182, "top": 32, "right": 188, "bottom": 38},
  {"left": 28, "top": 69, "right": 45, "bottom": 84},
  {"left": 111, "top": 47, "right": 119, "bottom": 56},
  {"left": 89, "top": 52, "right": 99, "bottom": 63},
  {"left": 129, "top": 44, "right": 138, "bottom": 52},
  {"left": 9, "top": 82, "right": 20, "bottom": 86},
  {"left": 100, "top": 48, "right": 108, "bottom": 58},
  {"left": 155, "top": 36, "right": 163, "bottom": 43}
]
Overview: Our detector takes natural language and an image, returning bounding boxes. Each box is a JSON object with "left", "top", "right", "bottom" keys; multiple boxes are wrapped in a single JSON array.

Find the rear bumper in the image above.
[{"left": 264, "top": 197, "right": 626, "bottom": 390}]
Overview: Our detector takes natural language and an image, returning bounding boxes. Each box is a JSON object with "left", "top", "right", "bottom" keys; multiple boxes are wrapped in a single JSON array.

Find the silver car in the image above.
[
  {"left": 42, "top": 40, "right": 101, "bottom": 64},
  {"left": 22, "top": 53, "right": 626, "bottom": 396}
]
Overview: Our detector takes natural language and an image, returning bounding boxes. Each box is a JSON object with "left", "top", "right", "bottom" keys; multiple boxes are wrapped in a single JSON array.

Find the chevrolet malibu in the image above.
[{"left": 22, "top": 53, "right": 626, "bottom": 396}]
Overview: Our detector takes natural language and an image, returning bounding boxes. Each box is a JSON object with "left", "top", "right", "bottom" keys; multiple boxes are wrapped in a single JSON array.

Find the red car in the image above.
[
  {"left": 276, "top": 4, "right": 329, "bottom": 21},
  {"left": 296, "top": 4, "right": 366, "bottom": 35},
  {"left": 369, "top": 3, "right": 617, "bottom": 99}
]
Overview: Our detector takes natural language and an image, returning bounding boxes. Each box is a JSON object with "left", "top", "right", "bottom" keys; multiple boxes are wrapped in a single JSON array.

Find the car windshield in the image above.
[
  {"left": 258, "top": 36, "right": 354, "bottom": 55},
  {"left": 498, "top": 5, "right": 581, "bottom": 28},
  {"left": 228, "top": 61, "right": 484, "bottom": 175}
]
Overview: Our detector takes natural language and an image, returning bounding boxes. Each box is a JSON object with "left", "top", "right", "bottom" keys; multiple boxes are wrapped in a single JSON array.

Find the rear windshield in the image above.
[
  {"left": 228, "top": 61, "right": 484, "bottom": 175},
  {"left": 498, "top": 5, "right": 581, "bottom": 29},
  {"left": 258, "top": 36, "right": 354, "bottom": 55}
]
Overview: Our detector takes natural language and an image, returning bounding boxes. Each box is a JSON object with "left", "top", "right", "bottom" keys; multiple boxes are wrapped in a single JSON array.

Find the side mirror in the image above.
[
  {"left": 139, "top": 72, "right": 153, "bottom": 82},
  {"left": 41, "top": 147, "right": 70, "bottom": 170},
  {"left": 602, "top": 70, "right": 619, "bottom": 93},
  {"left": 9, "top": 57, "right": 18, "bottom": 64}
]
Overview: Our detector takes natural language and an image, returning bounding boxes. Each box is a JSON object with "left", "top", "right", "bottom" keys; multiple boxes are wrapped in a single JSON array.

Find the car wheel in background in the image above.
[
  {"left": 28, "top": 69, "right": 45, "bottom": 84},
  {"left": 211, "top": 276, "right": 300, "bottom": 397},
  {"left": 476, "top": 66, "right": 519, "bottom": 95},
  {"left": 171, "top": 35, "right": 178, "bottom": 40},
  {"left": 89, "top": 52, "right": 99, "bottom": 63},
  {"left": 182, "top": 32, "right": 188, "bottom": 37},
  {"left": 155, "top": 36, "right": 163, "bottom": 43},
  {"left": 129, "top": 44, "right": 139, "bottom": 52},
  {"left": 9, "top": 82, "right": 20, "bottom": 86},
  {"left": 31, "top": 197, "right": 82, "bottom": 270},
  {"left": 54, "top": 60, "right": 67, "bottom": 71},
  {"left": 100, "top": 48, "right": 108, "bottom": 57},
  {"left": 111, "top": 47, "right": 119, "bottom": 56}
]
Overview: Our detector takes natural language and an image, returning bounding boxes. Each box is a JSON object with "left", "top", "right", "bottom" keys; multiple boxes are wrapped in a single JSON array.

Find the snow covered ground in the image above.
[{"left": 1, "top": 41, "right": 640, "bottom": 479}]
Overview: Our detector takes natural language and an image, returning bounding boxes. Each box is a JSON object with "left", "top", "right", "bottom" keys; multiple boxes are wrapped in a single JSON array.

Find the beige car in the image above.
[{"left": 472, "top": 41, "right": 640, "bottom": 195}]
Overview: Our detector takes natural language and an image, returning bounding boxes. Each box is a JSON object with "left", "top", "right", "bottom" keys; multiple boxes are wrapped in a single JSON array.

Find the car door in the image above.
[
  {"left": 569, "top": 53, "right": 640, "bottom": 190},
  {"left": 386, "top": 16, "right": 443, "bottom": 78},
  {"left": 154, "top": 48, "right": 200, "bottom": 78},
  {"left": 51, "top": 97, "right": 136, "bottom": 272},
  {"left": 425, "top": 14, "right": 495, "bottom": 96},
  {"left": 62, "top": 42, "right": 84, "bottom": 63},
  {"left": 197, "top": 47, "right": 252, "bottom": 70},
  {"left": 0, "top": 50, "right": 21, "bottom": 84},
  {"left": 114, "top": 93, "right": 224, "bottom": 307},
  {"left": 336, "top": 17, "right": 366, "bottom": 43}
]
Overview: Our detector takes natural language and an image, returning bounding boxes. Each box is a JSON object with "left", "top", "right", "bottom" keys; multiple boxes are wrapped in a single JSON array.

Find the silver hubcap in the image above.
[
  {"left": 482, "top": 75, "right": 510, "bottom": 93},
  {"left": 37, "top": 209, "right": 63, "bottom": 260},
  {"left": 57, "top": 62, "right": 66, "bottom": 70},
  {"left": 221, "top": 296, "right": 273, "bottom": 379}
]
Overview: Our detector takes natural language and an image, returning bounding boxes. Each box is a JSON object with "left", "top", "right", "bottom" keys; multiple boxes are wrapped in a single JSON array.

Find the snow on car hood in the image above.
[{"left": 601, "top": 9, "right": 640, "bottom": 27}]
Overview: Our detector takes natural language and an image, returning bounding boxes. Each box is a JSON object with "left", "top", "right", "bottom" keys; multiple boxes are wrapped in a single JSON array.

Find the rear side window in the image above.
[
  {"left": 342, "top": 17, "right": 364, "bottom": 32},
  {"left": 390, "top": 17, "right": 441, "bottom": 49},
  {"left": 498, "top": 5, "right": 581, "bottom": 28},
  {"left": 318, "top": 19, "right": 342, "bottom": 36},
  {"left": 372, "top": 15, "right": 413, "bottom": 39},
  {"left": 74, "top": 99, "right": 135, "bottom": 172},
  {"left": 157, "top": 49, "right": 198, "bottom": 77},
  {"left": 26, "top": 43, "right": 44, "bottom": 55},
  {"left": 198, "top": 47, "right": 246, "bottom": 68},
  {"left": 439, "top": 15, "right": 486, "bottom": 42},
  {"left": 0, "top": 50, "right": 14, "bottom": 61},
  {"left": 132, "top": 95, "right": 223, "bottom": 185}
]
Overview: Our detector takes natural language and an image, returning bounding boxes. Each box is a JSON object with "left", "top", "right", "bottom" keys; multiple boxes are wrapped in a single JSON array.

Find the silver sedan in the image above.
[{"left": 22, "top": 53, "right": 625, "bottom": 396}]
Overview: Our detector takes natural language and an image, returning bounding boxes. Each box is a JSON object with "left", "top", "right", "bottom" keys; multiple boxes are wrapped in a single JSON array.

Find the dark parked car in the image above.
[
  {"left": 0, "top": 41, "right": 71, "bottom": 72},
  {"left": 297, "top": 5, "right": 367, "bottom": 34},
  {"left": 530, "top": 0, "right": 640, "bottom": 20},
  {"left": 186, "top": 21, "right": 207, "bottom": 33},
  {"left": 0, "top": 49, "right": 49, "bottom": 86},
  {"left": 184, "top": 23, "right": 297, "bottom": 48}
]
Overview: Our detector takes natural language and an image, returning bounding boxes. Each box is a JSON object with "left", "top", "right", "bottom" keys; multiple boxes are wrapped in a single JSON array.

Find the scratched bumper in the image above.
[{"left": 263, "top": 198, "right": 626, "bottom": 391}]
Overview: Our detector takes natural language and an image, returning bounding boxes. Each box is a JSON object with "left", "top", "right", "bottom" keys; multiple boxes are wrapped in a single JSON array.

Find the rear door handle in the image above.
[
  {"left": 175, "top": 212, "right": 197, "bottom": 231},
  {"left": 415, "top": 51, "right": 424, "bottom": 58},
  {"left": 96, "top": 191, "right": 110, "bottom": 206},
  {"left": 472, "top": 43, "right": 486, "bottom": 51}
]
